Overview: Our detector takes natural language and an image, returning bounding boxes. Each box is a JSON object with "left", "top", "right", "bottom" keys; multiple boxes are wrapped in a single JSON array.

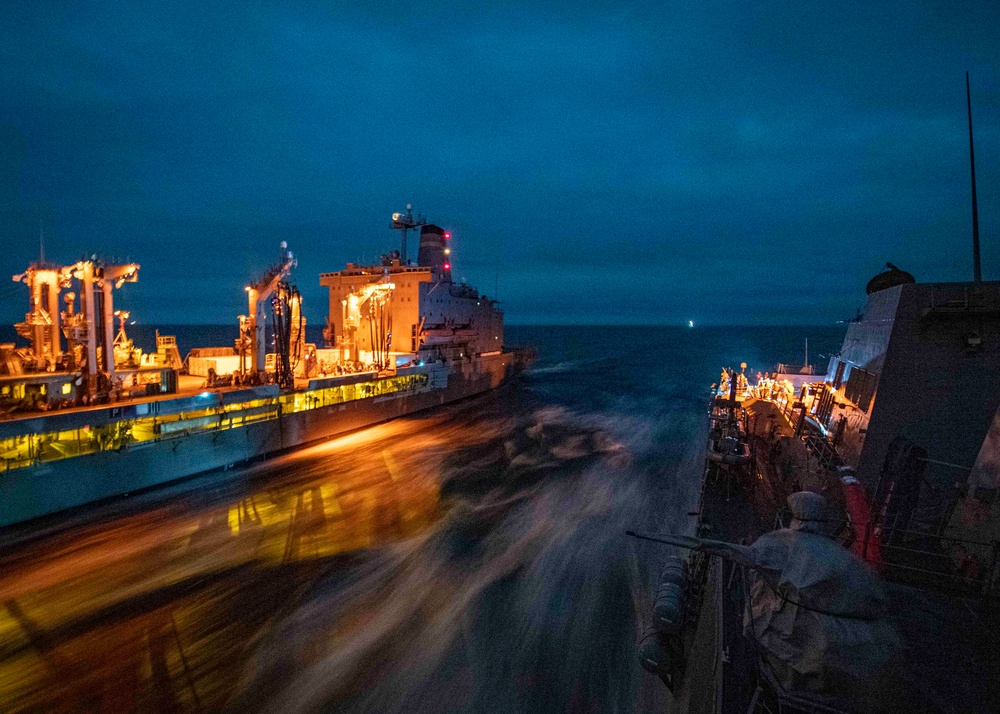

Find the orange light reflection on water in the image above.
[{"left": 0, "top": 410, "right": 504, "bottom": 713}]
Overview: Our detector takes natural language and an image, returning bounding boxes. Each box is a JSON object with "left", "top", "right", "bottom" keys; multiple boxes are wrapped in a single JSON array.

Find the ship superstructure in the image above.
[
  {"left": 722, "top": 270, "right": 1000, "bottom": 592},
  {"left": 642, "top": 275, "right": 1000, "bottom": 713},
  {"left": 320, "top": 223, "right": 503, "bottom": 369},
  {"left": 635, "top": 77, "right": 1000, "bottom": 713},
  {"left": 803, "top": 273, "right": 1000, "bottom": 562}
]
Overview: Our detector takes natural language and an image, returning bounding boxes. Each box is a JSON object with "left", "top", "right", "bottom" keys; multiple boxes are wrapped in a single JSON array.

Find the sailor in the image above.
[{"left": 696, "top": 492, "right": 901, "bottom": 708}]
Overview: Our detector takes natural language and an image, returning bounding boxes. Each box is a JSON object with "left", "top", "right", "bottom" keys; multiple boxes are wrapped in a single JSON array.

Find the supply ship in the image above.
[
  {"left": 0, "top": 210, "right": 527, "bottom": 527},
  {"left": 634, "top": 79, "right": 1000, "bottom": 712}
]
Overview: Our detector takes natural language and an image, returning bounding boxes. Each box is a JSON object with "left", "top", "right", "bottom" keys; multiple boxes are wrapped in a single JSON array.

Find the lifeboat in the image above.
[{"left": 420, "top": 327, "right": 456, "bottom": 345}]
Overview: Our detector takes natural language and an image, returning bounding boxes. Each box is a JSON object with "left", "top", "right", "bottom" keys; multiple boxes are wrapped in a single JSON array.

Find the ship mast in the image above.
[
  {"left": 967, "top": 71, "right": 982, "bottom": 287},
  {"left": 391, "top": 204, "right": 426, "bottom": 264}
]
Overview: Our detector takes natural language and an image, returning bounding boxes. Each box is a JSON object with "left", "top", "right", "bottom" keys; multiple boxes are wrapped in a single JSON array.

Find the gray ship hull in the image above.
[{"left": 1, "top": 353, "right": 515, "bottom": 528}]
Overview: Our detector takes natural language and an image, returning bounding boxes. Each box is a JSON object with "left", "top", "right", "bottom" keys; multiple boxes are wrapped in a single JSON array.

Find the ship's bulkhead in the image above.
[{"left": 812, "top": 281, "right": 1000, "bottom": 559}]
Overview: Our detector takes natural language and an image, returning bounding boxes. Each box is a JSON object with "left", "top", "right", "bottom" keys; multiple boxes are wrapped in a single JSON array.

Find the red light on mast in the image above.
[
  {"left": 443, "top": 232, "right": 451, "bottom": 240},
  {"left": 443, "top": 262, "right": 451, "bottom": 270}
]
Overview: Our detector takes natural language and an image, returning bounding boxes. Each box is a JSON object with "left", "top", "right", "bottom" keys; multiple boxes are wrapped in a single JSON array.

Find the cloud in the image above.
[{"left": 0, "top": 1, "right": 998, "bottom": 326}]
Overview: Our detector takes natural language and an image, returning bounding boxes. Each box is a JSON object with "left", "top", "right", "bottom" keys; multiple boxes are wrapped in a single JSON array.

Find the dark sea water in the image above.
[{"left": 0, "top": 324, "right": 845, "bottom": 714}]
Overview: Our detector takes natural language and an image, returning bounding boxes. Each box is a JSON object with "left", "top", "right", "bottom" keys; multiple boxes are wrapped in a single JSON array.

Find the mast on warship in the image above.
[{"left": 967, "top": 71, "right": 982, "bottom": 287}]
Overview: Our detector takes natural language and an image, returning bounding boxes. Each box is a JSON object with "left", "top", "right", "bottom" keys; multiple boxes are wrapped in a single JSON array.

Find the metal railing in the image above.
[
  {"left": 713, "top": 559, "right": 854, "bottom": 714},
  {"left": 858, "top": 520, "right": 1000, "bottom": 598},
  {"left": 925, "top": 283, "right": 1000, "bottom": 313},
  {"left": 801, "top": 432, "right": 841, "bottom": 471},
  {"left": 1, "top": 373, "right": 429, "bottom": 473}
]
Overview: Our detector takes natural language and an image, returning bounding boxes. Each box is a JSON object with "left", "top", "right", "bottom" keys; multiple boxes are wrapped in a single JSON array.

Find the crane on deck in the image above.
[
  {"left": 239, "top": 242, "right": 302, "bottom": 387},
  {"left": 340, "top": 273, "right": 395, "bottom": 369}
]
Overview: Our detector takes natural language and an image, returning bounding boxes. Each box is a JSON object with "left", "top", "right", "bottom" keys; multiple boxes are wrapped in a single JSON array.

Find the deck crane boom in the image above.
[
  {"left": 341, "top": 273, "right": 394, "bottom": 367},
  {"left": 243, "top": 243, "right": 296, "bottom": 379},
  {"left": 13, "top": 259, "right": 138, "bottom": 397}
]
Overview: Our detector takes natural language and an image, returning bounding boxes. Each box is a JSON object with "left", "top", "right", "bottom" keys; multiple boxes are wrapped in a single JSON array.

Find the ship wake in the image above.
[{"left": 232, "top": 402, "right": 704, "bottom": 714}]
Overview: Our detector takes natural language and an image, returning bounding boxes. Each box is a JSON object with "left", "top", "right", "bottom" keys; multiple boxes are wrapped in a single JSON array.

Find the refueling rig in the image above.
[
  {"left": 2, "top": 258, "right": 180, "bottom": 411},
  {"left": 0, "top": 215, "right": 519, "bottom": 528},
  {"left": 235, "top": 241, "right": 308, "bottom": 389},
  {"left": 1, "top": 243, "right": 312, "bottom": 412},
  {"left": 2, "top": 217, "right": 505, "bottom": 415}
]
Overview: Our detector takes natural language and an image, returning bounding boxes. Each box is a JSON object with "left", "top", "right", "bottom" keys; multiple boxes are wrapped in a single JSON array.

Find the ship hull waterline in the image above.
[{"left": 1, "top": 353, "right": 515, "bottom": 529}]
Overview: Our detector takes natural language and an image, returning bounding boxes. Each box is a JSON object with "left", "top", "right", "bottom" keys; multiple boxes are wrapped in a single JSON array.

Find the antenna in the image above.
[
  {"left": 967, "top": 71, "right": 982, "bottom": 287},
  {"left": 390, "top": 204, "right": 426, "bottom": 264},
  {"left": 39, "top": 219, "right": 44, "bottom": 264}
]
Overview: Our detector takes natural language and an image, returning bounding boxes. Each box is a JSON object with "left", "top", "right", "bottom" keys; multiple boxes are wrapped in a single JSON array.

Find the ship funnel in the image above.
[{"left": 418, "top": 224, "right": 451, "bottom": 279}]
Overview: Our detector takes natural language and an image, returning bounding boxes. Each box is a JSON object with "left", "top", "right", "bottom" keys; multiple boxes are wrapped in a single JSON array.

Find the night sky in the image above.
[{"left": 1, "top": 1, "right": 998, "bottom": 326}]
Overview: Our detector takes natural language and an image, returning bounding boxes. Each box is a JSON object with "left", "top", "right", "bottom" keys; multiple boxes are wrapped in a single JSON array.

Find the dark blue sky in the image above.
[{"left": 2, "top": 1, "right": 998, "bottom": 326}]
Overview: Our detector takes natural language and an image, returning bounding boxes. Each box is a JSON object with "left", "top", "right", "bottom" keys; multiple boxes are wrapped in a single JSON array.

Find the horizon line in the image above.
[{"left": 7, "top": 321, "right": 848, "bottom": 329}]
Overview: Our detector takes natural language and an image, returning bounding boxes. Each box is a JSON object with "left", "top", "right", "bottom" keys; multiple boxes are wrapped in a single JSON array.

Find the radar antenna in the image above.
[{"left": 390, "top": 204, "right": 426, "bottom": 264}]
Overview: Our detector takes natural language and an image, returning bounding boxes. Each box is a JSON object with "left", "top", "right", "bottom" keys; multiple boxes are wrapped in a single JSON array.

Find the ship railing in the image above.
[
  {"left": 801, "top": 432, "right": 841, "bottom": 471},
  {"left": 712, "top": 559, "right": 855, "bottom": 714},
  {"left": 724, "top": 547, "right": 991, "bottom": 714},
  {"left": 924, "top": 283, "right": 1000, "bottom": 315},
  {"left": 748, "top": 664, "right": 856, "bottom": 714},
  {"left": 0, "top": 373, "right": 430, "bottom": 473},
  {"left": 858, "top": 519, "right": 1000, "bottom": 599},
  {"left": 927, "top": 284, "right": 970, "bottom": 311},
  {"left": 748, "top": 673, "right": 856, "bottom": 714}
]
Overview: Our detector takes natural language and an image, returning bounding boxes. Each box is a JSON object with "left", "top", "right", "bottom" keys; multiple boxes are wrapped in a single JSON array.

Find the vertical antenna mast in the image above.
[
  {"left": 391, "top": 204, "right": 426, "bottom": 265},
  {"left": 967, "top": 71, "right": 982, "bottom": 287}
]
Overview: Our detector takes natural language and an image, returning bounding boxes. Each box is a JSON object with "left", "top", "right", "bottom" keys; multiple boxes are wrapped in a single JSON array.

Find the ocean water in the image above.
[{"left": 0, "top": 324, "right": 845, "bottom": 713}]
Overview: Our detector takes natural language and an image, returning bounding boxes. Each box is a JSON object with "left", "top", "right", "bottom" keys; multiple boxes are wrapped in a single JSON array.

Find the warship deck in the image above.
[{"left": 669, "top": 399, "right": 1000, "bottom": 714}]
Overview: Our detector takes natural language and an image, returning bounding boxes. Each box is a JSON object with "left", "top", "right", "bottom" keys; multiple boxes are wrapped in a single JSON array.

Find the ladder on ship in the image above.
[{"left": 156, "top": 332, "right": 184, "bottom": 371}]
